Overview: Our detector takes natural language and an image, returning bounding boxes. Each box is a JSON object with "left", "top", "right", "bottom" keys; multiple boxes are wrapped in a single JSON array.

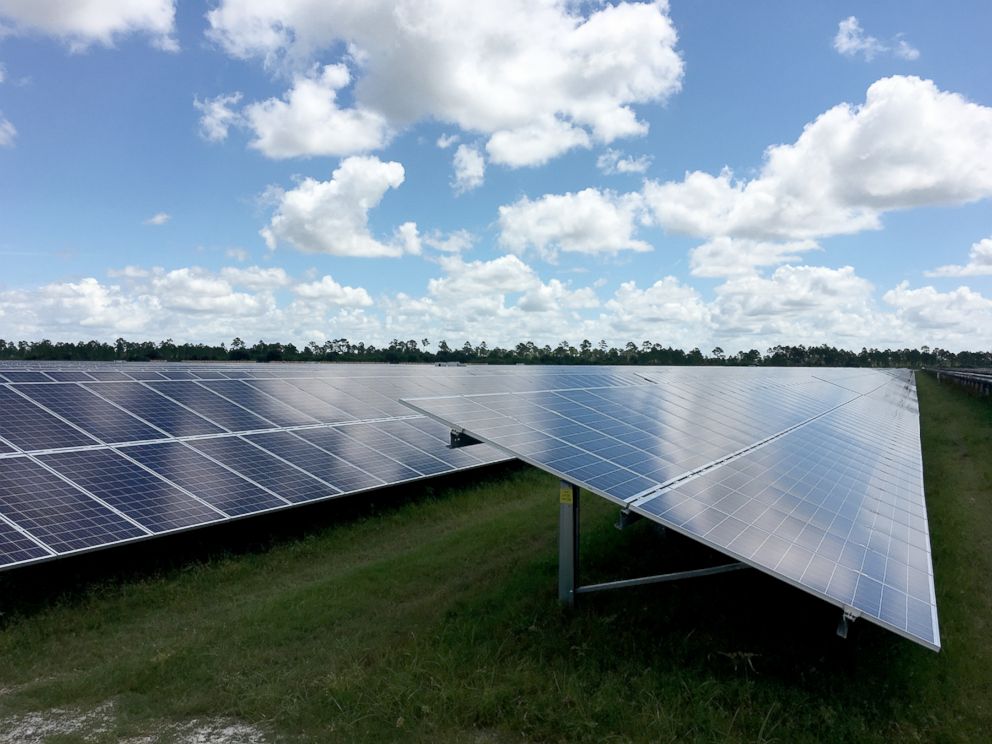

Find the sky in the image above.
[{"left": 0, "top": 0, "right": 990, "bottom": 354}]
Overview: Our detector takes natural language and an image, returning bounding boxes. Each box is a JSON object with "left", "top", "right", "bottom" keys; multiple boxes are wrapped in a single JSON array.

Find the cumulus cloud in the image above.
[
  {"left": 498, "top": 188, "right": 652, "bottom": 261},
  {"left": 884, "top": 282, "right": 992, "bottom": 345},
  {"left": 603, "top": 277, "right": 711, "bottom": 341},
  {"left": 293, "top": 275, "right": 373, "bottom": 306},
  {"left": 143, "top": 211, "right": 170, "bottom": 226},
  {"left": 225, "top": 247, "right": 249, "bottom": 262},
  {"left": 597, "top": 148, "right": 652, "bottom": 175},
  {"left": 242, "top": 65, "right": 389, "bottom": 158},
  {"left": 423, "top": 229, "right": 474, "bottom": 254},
  {"left": 194, "top": 92, "right": 243, "bottom": 142},
  {"left": 0, "top": 265, "right": 376, "bottom": 344},
  {"left": 0, "top": 113, "right": 14, "bottom": 147},
  {"left": 451, "top": 144, "right": 485, "bottom": 193},
  {"left": 206, "top": 0, "right": 683, "bottom": 165},
  {"left": 0, "top": 0, "right": 177, "bottom": 52},
  {"left": 834, "top": 17, "right": 919, "bottom": 62},
  {"left": 689, "top": 237, "right": 820, "bottom": 277},
  {"left": 436, "top": 133, "right": 459, "bottom": 149},
  {"left": 261, "top": 156, "right": 420, "bottom": 257},
  {"left": 925, "top": 237, "right": 992, "bottom": 277},
  {"left": 643, "top": 76, "right": 992, "bottom": 241}
]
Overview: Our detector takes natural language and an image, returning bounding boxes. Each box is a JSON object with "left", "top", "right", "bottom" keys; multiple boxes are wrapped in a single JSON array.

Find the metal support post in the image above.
[{"left": 558, "top": 480, "right": 580, "bottom": 607}]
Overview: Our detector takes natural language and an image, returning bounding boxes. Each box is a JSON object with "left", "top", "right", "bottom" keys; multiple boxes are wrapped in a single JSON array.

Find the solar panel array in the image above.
[
  {"left": 402, "top": 367, "right": 940, "bottom": 651},
  {"left": 4, "top": 362, "right": 639, "bottom": 571}
]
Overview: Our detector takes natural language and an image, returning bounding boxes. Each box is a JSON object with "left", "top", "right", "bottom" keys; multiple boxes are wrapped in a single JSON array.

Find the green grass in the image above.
[{"left": 0, "top": 372, "right": 990, "bottom": 742}]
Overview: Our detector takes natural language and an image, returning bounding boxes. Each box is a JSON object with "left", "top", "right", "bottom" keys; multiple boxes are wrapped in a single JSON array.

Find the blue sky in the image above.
[{"left": 0, "top": 1, "right": 990, "bottom": 352}]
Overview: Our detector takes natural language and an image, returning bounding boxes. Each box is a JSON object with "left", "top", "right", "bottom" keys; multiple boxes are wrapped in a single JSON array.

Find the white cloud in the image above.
[
  {"left": 643, "top": 76, "right": 992, "bottom": 241},
  {"left": 925, "top": 237, "right": 992, "bottom": 277},
  {"left": 884, "top": 282, "right": 992, "bottom": 344},
  {"left": 225, "top": 247, "right": 249, "bottom": 262},
  {"left": 143, "top": 211, "right": 170, "bottom": 226},
  {"left": 711, "top": 265, "right": 877, "bottom": 347},
  {"left": 242, "top": 64, "right": 389, "bottom": 158},
  {"left": 206, "top": 0, "right": 683, "bottom": 166},
  {"left": 597, "top": 148, "right": 652, "bottom": 175},
  {"left": 261, "top": 155, "right": 420, "bottom": 258},
  {"left": 219, "top": 266, "right": 291, "bottom": 290},
  {"left": 451, "top": 144, "right": 485, "bottom": 193},
  {"left": 0, "top": 112, "right": 14, "bottom": 147},
  {"left": 0, "top": 62, "right": 6, "bottom": 83},
  {"left": 833, "top": 17, "right": 919, "bottom": 62},
  {"left": 498, "top": 188, "right": 651, "bottom": 260},
  {"left": 602, "top": 276, "right": 710, "bottom": 342},
  {"left": 689, "top": 237, "right": 820, "bottom": 277},
  {"left": 293, "top": 275, "right": 373, "bottom": 306},
  {"left": 423, "top": 229, "right": 474, "bottom": 254},
  {"left": 194, "top": 92, "right": 243, "bottom": 142},
  {"left": 0, "top": 0, "right": 177, "bottom": 52},
  {"left": 0, "top": 265, "right": 377, "bottom": 344},
  {"left": 486, "top": 116, "right": 591, "bottom": 167},
  {"left": 894, "top": 38, "right": 920, "bottom": 61},
  {"left": 436, "top": 133, "right": 459, "bottom": 149}
]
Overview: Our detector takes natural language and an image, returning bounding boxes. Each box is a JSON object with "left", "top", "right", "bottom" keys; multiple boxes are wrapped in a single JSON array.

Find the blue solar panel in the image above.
[
  {"left": 0, "top": 457, "right": 147, "bottom": 552},
  {"left": 242, "top": 379, "right": 354, "bottom": 423},
  {"left": 199, "top": 380, "right": 319, "bottom": 427},
  {"left": 17, "top": 384, "right": 164, "bottom": 444},
  {"left": 0, "top": 386, "right": 99, "bottom": 452},
  {"left": 88, "top": 382, "right": 224, "bottom": 437},
  {"left": 0, "top": 371, "right": 54, "bottom": 383},
  {"left": 294, "top": 427, "right": 422, "bottom": 483},
  {"left": 147, "top": 381, "right": 274, "bottom": 431},
  {"left": 41, "top": 449, "right": 222, "bottom": 533},
  {"left": 45, "top": 371, "right": 97, "bottom": 382},
  {"left": 403, "top": 368, "right": 939, "bottom": 650},
  {"left": 246, "top": 431, "right": 385, "bottom": 493},
  {"left": 124, "top": 441, "right": 289, "bottom": 516},
  {"left": 0, "top": 514, "right": 52, "bottom": 566},
  {"left": 188, "top": 436, "right": 340, "bottom": 504}
]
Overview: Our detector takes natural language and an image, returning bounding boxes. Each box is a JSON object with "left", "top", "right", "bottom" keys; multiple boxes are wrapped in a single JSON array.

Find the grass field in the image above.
[{"left": 0, "top": 372, "right": 989, "bottom": 743}]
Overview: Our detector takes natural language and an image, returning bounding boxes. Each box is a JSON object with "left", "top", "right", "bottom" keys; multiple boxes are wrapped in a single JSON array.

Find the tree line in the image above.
[{"left": 0, "top": 337, "right": 988, "bottom": 368}]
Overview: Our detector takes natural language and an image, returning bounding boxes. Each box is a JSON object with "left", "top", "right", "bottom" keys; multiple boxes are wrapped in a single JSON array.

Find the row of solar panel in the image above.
[
  {"left": 0, "top": 417, "right": 502, "bottom": 568},
  {"left": 404, "top": 368, "right": 940, "bottom": 649},
  {"left": 0, "top": 370, "right": 646, "bottom": 455}
]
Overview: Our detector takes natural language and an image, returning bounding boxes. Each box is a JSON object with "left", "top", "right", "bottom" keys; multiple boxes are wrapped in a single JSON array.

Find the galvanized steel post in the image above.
[{"left": 558, "top": 480, "right": 580, "bottom": 606}]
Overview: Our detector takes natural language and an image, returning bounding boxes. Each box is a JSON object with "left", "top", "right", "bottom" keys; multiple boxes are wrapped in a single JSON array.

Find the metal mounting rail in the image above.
[{"left": 557, "top": 479, "right": 748, "bottom": 606}]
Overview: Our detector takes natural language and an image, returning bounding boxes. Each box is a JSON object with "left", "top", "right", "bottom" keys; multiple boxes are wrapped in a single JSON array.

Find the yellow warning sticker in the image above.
[{"left": 559, "top": 485, "right": 573, "bottom": 504}]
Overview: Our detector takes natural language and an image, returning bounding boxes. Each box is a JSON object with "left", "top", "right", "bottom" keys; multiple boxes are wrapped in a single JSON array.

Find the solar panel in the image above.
[
  {"left": 85, "top": 382, "right": 225, "bottom": 437},
  {"left": 188, "top": 436, "right": 340, "bottom": 504},
  {"left": 0, "top": 386, "right": 99, "bottom": 451},
  {"left": 0, "top": 511, "right": 53, "bottom": 566},
  {"left": 245, "top": 430, "right": 386, "bottom": 493},
  {"left": 0, "top": 457, "right": 148, "bottom": 552},
  {"left": 40, "top": 448, "right": 223, "bottom": 533},
  {"left": 16, "top": 383, "right": 164, "bottom": 444},
  {"left": 146, "top": 381, "right": 275, "bottom": 431},
  {"left": 198, "top": 380, "right": 319, "bottom": 427},
  {"left": 123, "top": 441, "right": 290, "bottom": 516},
  {"left": 403, "top": 368, "right": 940, "bottom": 650}
]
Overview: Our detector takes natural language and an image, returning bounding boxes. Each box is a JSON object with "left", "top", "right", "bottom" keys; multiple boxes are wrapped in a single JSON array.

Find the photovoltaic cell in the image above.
[
  {"left": 124, "top": 441, "right": 289, "bottom": 516},
  {"left": 146, "top": 381, "right": 274, "bottom": 431},
  {"left": 88, "top": 382, "right": 224, "bottom": 437},
  {"left": 246, "top": 430, "right": 385, "bottom": 493},
  {"left": 188, "top": 436, "right": 340, "bottom": 504},
  {"left": 242, "top": 379, "right": 354, "bottom": 423},
  {"left": 294, "top": 427, "right": 423, "bottom": 483},
  {"left": 0, "top": 370, "right": 54, "bottom": 383},
  {"left": 199, "top": 380, "right": 319, "bottom": 427},
  {"left": 0, "top": 516, "right": 52, "bottom": 566},
  {"left": 0, "top": 457, "right": 147, "bottom": 552},
  {"left": 40, "top": 448, "right": 222, "bottom": 533},
  {"left": 0, "top": 386, "right": 99, "bottom": 452},
  {"left": 17, "top": 384, "right": 164, "bottom": 444}
]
